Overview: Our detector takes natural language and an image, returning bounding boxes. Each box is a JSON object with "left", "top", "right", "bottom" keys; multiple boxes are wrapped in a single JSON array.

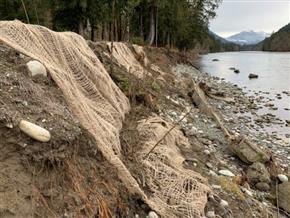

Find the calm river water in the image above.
[{"left": 200, "top": 51, "right": 290, "bottom": 137}]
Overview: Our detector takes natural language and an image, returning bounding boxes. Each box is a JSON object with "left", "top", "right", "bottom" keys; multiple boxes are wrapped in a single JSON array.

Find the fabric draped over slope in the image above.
[
  {"left": 0, "top": 20, "right": 144, "bottom": 196},
  {"left": 0, "top": 21, "right": 209, "bottom": 218}
]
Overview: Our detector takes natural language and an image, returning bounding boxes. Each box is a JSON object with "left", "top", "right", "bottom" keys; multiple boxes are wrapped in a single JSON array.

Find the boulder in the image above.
[
  {"left": 206, "top": 211, "right": 215, "bottom": 218},
  {"left": 147, "top": 211, "right": 159, "bottom": 218},
  {"left": 256, "top": 182, "right": 270, "bottom": 191},
  {"left": 248, "top": 73, "right": 258, "bottom": 79},
  {"left": 229, "top": 138, "right": 270, "bottom": 164},
  {"left": 234, "top": 69, "right": 240, "bottom": 73},
  {"left": 278, "top": 174, "right": 288, "bottom": 182},
  {"left": 278, "top": 182, "right": 290, "bottom": 213},
  {"left": 19, "top": 120, "right": 51, "bottom": 142},
  {"left": 220, "top": 199, "right": 229, "bottom": 208},
  {"left": 26, "top": 60, "right": 47, "bottom": 77},
  {"left": 212, "top": 59, "right": 219, "bottom": 62},
  {"left": 246, "top": 162, "right": 271, "bottom": 186}
]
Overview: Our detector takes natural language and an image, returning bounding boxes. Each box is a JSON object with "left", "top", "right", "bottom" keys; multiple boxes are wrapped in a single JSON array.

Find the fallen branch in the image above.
[
  {"left": 191, "top": 80, "right": 269, "bottom": 164},
  {"left": 143, "top": 108, "right": 192, "bottom": 159},
  {"left": 207, "top": 93, "right": 235, "bottom": 103}
]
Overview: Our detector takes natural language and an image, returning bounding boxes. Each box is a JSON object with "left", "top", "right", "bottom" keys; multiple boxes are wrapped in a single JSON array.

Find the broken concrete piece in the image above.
[
  {"left": 229, "top": 137, "right": 270, "bottom": 164},
  {"left": 26, "top": 60, "right": 47, "bottom": 77},
  {"left": 19, "top": 120, "right": 51, "bottom": 142}
]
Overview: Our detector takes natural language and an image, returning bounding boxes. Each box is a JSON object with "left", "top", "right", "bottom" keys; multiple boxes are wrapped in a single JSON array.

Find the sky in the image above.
[{"left": 210, "top": 0, "right": 290, "bottom": 38}]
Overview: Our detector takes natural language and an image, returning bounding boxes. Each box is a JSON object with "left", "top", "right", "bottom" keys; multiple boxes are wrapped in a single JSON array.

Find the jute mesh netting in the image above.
[{"left": 0, "top": 21, "right": 209, "bottom": 217}]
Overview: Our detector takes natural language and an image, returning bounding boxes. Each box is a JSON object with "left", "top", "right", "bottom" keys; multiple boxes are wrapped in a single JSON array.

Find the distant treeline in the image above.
[
  {"left": 0, "top": 0, "right": 222, "bottom": 50},
  {"left": 241, "top": 23, "right": 290, "bottom": 52},
  {"left": 206, "top": 34, "right": 240, "bottom": 53},
  {"left": 260, "top": 23, "right": 290, "bottom": 52}
]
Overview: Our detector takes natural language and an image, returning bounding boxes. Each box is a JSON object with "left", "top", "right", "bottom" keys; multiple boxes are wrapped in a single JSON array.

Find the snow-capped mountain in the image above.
[
  {"left": 226, "top": 31, "right": 270, "bottom": 45},
  {"left": 209, "top": 31, "right": 229, "bottom": 44}
]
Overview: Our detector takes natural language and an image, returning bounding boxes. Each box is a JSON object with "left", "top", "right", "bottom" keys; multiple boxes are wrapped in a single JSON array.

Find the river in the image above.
[{"left": 199, "top": 51, "right": 290, "bottom": 139}]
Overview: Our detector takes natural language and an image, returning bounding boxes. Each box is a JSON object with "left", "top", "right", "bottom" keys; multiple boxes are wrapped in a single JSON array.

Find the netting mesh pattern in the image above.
[
  {"left": 107, "top": 42, "right": 148, "bottom": 78},
  {"left": 137, "top": 117, "right": 210, "bottom": 217},
  {"left": 0, "top": 20, "right": 144, "bottom": 196},
  {"left": 0, "top": 21, "right": 209, "bottom": 217}
]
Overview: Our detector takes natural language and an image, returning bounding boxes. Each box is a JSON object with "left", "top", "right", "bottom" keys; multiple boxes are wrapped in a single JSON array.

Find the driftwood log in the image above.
[{"left": 191, "top": 80, "right": 269, "bottom": 164}]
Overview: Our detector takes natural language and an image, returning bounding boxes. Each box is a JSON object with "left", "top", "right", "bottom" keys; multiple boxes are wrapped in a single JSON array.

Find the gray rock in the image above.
[
  {"left": 206, "top": 211, "right": 215, "bottom": 218},
  {"left": 278, "top": 174, "right": 288, "bottom": 182},
  {"left": 229, "top": 138, "right": 270, "bottom": 164},
  {"left": 256, "top": 182, "right": 270, "bottom": 191},
  {"left": 26, "top": 60, "right": 47, "bottom": 77},
  {"left": 220, "top": 199, "right": 229, "bottom": 208},
  {"left": 248, "top": 73, "right": 258, "bottom": 79},
  {"left": 246, "top": 162, "right": 271, "bottom": 185},
  {"left": 278, "top": 182, "right": 290, "bottom": 213},
  {"left": 218, "top": 169, "right": 235, "bottom": 177},
  {"left": 147, "top": 211, "right": 159, "bottom": 218}
]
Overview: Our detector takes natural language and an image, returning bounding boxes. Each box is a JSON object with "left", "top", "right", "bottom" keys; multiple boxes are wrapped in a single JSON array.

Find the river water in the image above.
[{"left": 199, "top": 51, "right": 290, "bottom": 138}]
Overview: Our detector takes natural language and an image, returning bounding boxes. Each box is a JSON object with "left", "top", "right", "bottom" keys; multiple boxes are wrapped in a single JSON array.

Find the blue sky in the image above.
[{"left": 209, "top": 0, "right": 290, "bottom": 37}]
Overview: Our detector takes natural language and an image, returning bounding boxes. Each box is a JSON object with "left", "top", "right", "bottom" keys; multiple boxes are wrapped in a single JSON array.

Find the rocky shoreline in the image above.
[
  {"left": 157, "top": 64, "right": 290, "bottom": 216},
  {"left": 1, "top": 37, "right": 289, "bottom": 217}
]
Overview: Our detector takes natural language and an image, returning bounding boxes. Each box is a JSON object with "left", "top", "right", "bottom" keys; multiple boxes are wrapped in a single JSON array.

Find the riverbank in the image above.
[
  {"left": 199, "top": 51, "right": 290, "bottom": 141},
  {"left": 91, "top": 42, "right": 290, "bottom": 217},
  {"left": 0, "top": 34, "right": 289, "bottom": 217}
]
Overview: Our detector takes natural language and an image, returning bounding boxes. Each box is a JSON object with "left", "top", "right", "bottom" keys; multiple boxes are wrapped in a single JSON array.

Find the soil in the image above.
[
  {"left": 0, "top": 38, "right": 289, "bottom": 218},
  {"left": 0, "top": 43, "right": 148, "bottom": 218},
  {"left": 90, "top": 42, "right": 289, "bottom": 217}
]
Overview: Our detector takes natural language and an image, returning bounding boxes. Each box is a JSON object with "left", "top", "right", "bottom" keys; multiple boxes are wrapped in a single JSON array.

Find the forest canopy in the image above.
[{"left": 0, "top": 0, "right": 222, "bottom": 50}]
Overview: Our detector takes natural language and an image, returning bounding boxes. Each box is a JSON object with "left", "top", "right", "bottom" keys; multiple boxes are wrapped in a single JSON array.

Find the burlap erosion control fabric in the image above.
[
  {"left": 137, "top": 117, "right": 210, "bottom": 218},
  {"left": 0, "top": 20, "right": 209, "bottom": 217}
]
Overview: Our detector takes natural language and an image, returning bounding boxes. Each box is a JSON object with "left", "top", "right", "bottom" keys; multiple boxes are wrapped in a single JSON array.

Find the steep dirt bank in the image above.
[
  {"left": 90, "top": 42, "right": 290, "bottom": 217},
  {"left": 0, "top": 25, "right": 289, "bottom": 218},
  {"left": 0, "top": 42, "right": 149, "bottom": 218}
]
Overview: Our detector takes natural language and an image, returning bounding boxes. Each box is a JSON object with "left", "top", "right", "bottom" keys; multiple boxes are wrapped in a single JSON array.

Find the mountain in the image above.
[
  {"left": 209, "top": 31, "right": 229, "bottom": 44},
  {"left": 260, "top": 23, "right": 290, "bottom": 51},
  {"left": 203, "top": 31, "right": 240, "bottom": 53},
  {"left": 226, "top": 31, "right": 270, "bottom": 45}
]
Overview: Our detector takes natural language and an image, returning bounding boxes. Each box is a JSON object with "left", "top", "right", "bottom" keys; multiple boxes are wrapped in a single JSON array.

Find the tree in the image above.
[{"left": 0, "top": 0, "right": 223, "bottom": 50}]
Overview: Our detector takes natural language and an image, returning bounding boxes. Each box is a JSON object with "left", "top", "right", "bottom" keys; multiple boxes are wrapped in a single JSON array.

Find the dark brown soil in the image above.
[
  {"left": 0, "top": 43, "right": 148, "bottom": 218},
  {"left": 0, "top": 39, "right": 282, "bottom": 218}
]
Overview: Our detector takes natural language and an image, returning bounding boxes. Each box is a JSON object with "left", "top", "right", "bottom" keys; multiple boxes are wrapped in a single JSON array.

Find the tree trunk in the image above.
[
  {"left": 78, "top": 20, "right": 84, "bottom": 37},
  {"left": 127, "top": 11, "right": 130, "bottom": 42},
  {"left": 91, "top": 25, "right": 95, "bottom": 41},
  {"left": 155, "top": 7, "right": 158, "bottom": 47},
  {"left": 118, "top": 14, "right": 122, "bottom": 41},
  {"left": 101, "top": 22, "right": 104, "bottom": 40},
  {"left": 166, "top": 32, "right": 170, "bottom": 48},
  {"left": 147, "top": 6, "right": 155, "bottom": 46},
  {"left": 140, "top": 7, "right": 143, "bottom": 39},
  {"left": 109, "top": 22, "right": 112, "bottom": 41}
]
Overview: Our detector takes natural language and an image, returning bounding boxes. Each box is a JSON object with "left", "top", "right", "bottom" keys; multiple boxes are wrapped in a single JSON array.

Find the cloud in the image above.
[{"left": 210, "top": 0, "right": 290, "bottom": 37}]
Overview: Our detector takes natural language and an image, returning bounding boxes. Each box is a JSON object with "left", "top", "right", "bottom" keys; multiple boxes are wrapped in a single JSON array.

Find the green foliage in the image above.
[
  {"left": 131, "top": 36, "right": 145, "bottom": 45},
  {"left": 151, "top": 81, "right": 161, "bottom": 92},
  {"left": 0, "top": 0, "right": 223, "bottom": 51},
  {"left": 262, "top": 23, "right": 290, "bottom": 52}
]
